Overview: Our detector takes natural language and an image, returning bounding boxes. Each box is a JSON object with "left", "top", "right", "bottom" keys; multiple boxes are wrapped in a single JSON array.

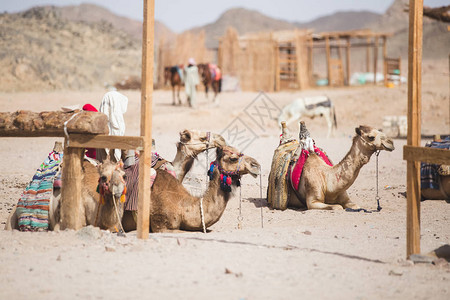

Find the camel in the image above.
[
  {"left": 123, "top": 145, "right": 260, "bottom": 232},
  {"left": 287, "top": 125, "right": 395, "bottom": 210},
  {"left": 6, "top": 157, "right": 126, "bottom": 232},
  {"left": 171, "top": 129, "right": 226, "bottom": 182}
]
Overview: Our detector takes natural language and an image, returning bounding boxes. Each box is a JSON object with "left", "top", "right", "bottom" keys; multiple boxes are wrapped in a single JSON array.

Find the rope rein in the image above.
[
  {"left": 375, "top": 150, "right": 382, "bottom": 211},
  {"left": 200, "top": 197, "right": 206, "bottom": 233},
  {"left": 112, "top": 189, "right": 126, "bottom": 235},
  {"left": 63, "top": 112, "right": 80, "bottom": 147}
]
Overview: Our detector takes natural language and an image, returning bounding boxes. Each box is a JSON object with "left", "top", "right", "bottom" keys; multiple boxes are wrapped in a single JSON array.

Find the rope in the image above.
[
  {"left": 200, "top": 197, "right": 206, "bottom": 233},
  {"left": 237, "top": 185, "right": 243, "bottom": 229},
  {"left": 112, "top": 189, "right": 126, "bottom": 236},
  {"left": 375, "top": 150, "right": 382, "bottom": 211},
  {"left": 259, "top": 165, "right": 264, "bottom": 228},
  {"left": 345, "top": 150, "right": 382, "bottom": 213},
  {"left": 63, "top": 112, "right": 80, "bottom": 147}
]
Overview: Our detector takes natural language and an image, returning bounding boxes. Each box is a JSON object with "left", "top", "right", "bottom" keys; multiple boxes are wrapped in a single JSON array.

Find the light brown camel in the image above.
[
  {"left": 172, "top": 129, "right": 226, "bottom": 182},
  {"left": 421, "top": 169, "right": 450, "bottom": 201},
  {"left": 6, "top": 157, "right": 126, "bottom": 231},
  {"left": 288, "top": 125, "right": 395, "bottom": 210},
  {"left": 124, "top": 145, "right": 260, "bottom": 232}
]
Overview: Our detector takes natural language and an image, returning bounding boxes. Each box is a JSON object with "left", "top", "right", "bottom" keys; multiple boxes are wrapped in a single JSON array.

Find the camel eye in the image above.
[
  {"left": 368, "top": 136, "right": 375, "bottom": 141},
  {"left": 229, "top": 157, "right": 238, "bottom": 162}
]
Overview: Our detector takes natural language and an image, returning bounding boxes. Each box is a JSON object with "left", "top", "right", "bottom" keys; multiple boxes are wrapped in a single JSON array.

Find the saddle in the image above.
[{"left": 268, "top": 140, "right": 333, "bottom": 210}]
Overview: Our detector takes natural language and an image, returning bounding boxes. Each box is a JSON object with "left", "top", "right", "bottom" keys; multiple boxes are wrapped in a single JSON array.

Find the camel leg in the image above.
[
  {"left": 306, "top": 193, "right": 344, "bottom": 210},
  {"left": 4, "top": 206, "right": 18, "bottom": 230},
  {"left": 336, "top": 191, "right": 360, "bottom": 209}
]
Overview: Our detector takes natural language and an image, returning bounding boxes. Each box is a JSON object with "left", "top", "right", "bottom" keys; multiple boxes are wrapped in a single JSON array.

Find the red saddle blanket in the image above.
[{"left": 290, "top": 146, "right": 333, "bottom": 191}]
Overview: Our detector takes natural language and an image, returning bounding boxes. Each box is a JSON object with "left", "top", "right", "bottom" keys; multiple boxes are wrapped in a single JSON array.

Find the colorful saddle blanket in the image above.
[
  {"left": 16, "top": 151, "right": 63, "bottom": 231},
  {"left": 290, "top": 146, "right": 333, "bottom": 191}
]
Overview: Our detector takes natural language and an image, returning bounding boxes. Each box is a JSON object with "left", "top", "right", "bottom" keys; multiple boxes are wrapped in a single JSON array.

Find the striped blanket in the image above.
[
  {"left": 16, "top": 151, "right": 63, "bottom": 231},
  {"left": 421, "top": 137, "right": 450, "bottom": 190}
]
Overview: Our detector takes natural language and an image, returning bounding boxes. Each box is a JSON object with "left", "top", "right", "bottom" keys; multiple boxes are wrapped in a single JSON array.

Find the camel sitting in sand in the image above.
[
  {"left": 124, "top": 145, "right": 260, "bottom": 232},
  {"left": 288, "top": 125, "right": 395, "bottom": 210},
  {"left": 6, "top": 157, "right": 126, "bottom": 231},
  {"left": 172, "top": 129, "right": 226, "bottom": 182}
]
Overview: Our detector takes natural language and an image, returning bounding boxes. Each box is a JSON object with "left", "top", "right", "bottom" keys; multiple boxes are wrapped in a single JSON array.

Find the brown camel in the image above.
[
  {"left": 288, "top": 125, "right": 395, "bottom": 210},
  {"left": 6, "top": 157, "right": 126, "bottom": 231},
  {"left": 124, "top": 145, "right": 260, "bottom": 232}
]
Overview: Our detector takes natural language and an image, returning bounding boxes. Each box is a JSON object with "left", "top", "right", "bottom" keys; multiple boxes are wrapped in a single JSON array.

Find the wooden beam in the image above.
[
  {"left": 0, "top": 110, "right": 108, "bottom": 137},
  {"left": 366, "top": 37, "right": 371, "bottom": 73},
  {"left": 373, "top": 37, "right": 379, "bottom": 85},
  {"left": 346, "top": 37, "right": 351, "bottom": 86},
  {"left": 406, "top": 0, "right": 423, "bottom": 258},
  {"left": 60, "top": 145, "right": 84, "bottom": 230},
  {"left": 137, "top": 0, "right": 154, "bottom": 239},
  {"left": 404, "top": 145, "right": 450, "bottom": 165},
  {"left": 325, "top": 36, "right": 331, "bottom": 86},
  {"left": 67, "top": 134, "right": 144, "bottom": 150}
]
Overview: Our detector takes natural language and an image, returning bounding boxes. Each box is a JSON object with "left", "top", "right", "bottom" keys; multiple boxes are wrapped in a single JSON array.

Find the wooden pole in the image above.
[
  {"left": 366, "top": 37, "right": 371, "bottom": 73},
  {"left": 373, "top": 36, "right": 379, "bottom": 85},
  {"left": 406, "top": 0, "right": 423, "bottom": 258},
  {"left": 325, "top": 37, "right": 331, "bottom": 86},
  {"left": 60, "top": 145, "right": 84, "bottom": 230},
  {"left": 383, "top": 37, "right": 388, "bottom": 86},
  {"left": 346, "top": 37, "right": 351, "bottom": 86},
  {"left": 137, "top": 0, "right": 154, "bottom": 239}
]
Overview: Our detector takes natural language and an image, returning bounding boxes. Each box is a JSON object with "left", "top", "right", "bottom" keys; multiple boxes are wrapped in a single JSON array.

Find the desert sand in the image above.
[{"left": 0, "top": 59, "right": 449, "bottom": 299}]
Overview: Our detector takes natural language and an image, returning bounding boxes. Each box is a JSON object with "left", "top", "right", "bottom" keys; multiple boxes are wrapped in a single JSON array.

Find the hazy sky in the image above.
[{"left": 1, "top": 0, "right": 448, "bottom": 33}]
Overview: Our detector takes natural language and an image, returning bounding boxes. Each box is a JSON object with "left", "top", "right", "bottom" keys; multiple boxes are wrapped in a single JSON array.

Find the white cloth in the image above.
[{"left": 99, "top": 91, "right": 128, "bottom": 161}]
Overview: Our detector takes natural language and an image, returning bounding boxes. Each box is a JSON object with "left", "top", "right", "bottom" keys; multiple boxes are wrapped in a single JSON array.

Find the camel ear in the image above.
[{"left": 355, "top": 127, "right": 362, "bottom": 136}]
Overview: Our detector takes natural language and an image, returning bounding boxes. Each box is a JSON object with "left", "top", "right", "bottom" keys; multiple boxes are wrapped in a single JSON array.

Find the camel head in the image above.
[
  {"left": 216, "top": 146, "right": 261, "bottom": 178},
  {"left": 355, "top": 125, "right": 395, "bottom": 152},
  {"left": 178, "top": 129, "right": 227, "bottom": 157},
  {"left": 97, "top": 159, "right": 127, "bottom": 200}
]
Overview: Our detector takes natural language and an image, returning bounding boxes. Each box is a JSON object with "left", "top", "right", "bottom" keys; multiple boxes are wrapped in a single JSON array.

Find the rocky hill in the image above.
[
  {"left": 295, "top": 11, "right": 381, "bottom": 32},
  {"left": 0, "top": 7, "right": 142, "bottom": 92},
  {"left": 188, "top": 8, "right": 297, "bottom": 48}
]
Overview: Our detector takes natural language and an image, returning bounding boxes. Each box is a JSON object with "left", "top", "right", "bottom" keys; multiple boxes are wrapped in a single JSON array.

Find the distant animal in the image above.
[
  {"left": 278, "top": 96, "right": 337, "bottom": 138},
  {"left": 197, "top": 63, "right": 221, "bottom": 102},
  {"left": 164, "top": 66, "right": 183, "bottom": 105}
]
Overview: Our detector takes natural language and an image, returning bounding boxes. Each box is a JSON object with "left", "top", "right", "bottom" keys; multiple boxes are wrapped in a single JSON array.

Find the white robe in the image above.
[{"left": 99, "top": 91, "right": 128, "bottom": 161}]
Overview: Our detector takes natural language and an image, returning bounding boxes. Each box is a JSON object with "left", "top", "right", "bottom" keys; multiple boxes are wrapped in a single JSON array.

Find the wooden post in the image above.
[
  {"left": 309, "top": 38, "right": 314, "bottom": 86},
  {"left": 346, "top": 37, "right": 351, "bottom": 86},
  {"left": 366, "top": 37, "right": 371, "bottom": 73},
  {"left": 383, "top": 36, "right": 388, "bottom": 86},
  {"left": 325, "top": 36, "right": 331, "bottom": 86},
  {"left": 275, "top": 43, "right": 280, "bottom": 91},
  {"left": 60, "top": 145, "right": 84, "bottom": 230},
  {"left": 406, "top": 0, "right": 423, "bottom": 258},
  {"left": 373, "top": 36, "right": 379, "bottom": 85},
  {"left": 137, "top": 0, "right": 154, "bottom": 239}
]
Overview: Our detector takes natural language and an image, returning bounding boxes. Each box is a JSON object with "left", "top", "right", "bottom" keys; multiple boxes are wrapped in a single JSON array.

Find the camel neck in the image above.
[
  {"left": 172, "top": 143, "right": 195, "bottom": 182},
  {"left": 332, "top": 136, "right": 374, "bottom": 191},
  {"left": 201, "top": 168, "right": 233, "bottom": 228}
]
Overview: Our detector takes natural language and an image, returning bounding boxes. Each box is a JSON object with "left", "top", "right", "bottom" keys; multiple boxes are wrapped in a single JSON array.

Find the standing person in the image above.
[
  {"left": 98, "top": 90, "right": 128, "bottom": 162},
  {"left": 184, "top": 58, "right": 200, "bottom": 108}
]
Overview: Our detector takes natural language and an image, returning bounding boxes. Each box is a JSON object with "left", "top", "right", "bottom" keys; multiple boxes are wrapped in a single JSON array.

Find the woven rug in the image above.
[
  {"left": 16, "top": 151, "right": 62, "bottom": 231},
  {"left": 421, "top": 137, "right": 450, "bottom": 190}
]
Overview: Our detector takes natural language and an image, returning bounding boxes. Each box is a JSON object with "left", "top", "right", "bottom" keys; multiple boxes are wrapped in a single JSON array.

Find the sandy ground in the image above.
[{"left": 0, "top": 59, "right": 449, "bottom": 299}]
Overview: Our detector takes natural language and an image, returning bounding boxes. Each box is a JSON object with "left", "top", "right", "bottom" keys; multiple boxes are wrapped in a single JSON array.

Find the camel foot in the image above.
[{"left": 343, "top": 202, "right": 360, "bottom": 209}]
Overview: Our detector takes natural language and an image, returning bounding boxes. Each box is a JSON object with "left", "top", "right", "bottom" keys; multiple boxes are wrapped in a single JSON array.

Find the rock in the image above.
[
  {"left": 105, "top": 245, "right": 116, "bottom": 252},
  {"left": 409, "top": 254, "right": 435, "bottom": 264},
  {"left": 76, "top": 225, "right": 103, "bottom": 240}
]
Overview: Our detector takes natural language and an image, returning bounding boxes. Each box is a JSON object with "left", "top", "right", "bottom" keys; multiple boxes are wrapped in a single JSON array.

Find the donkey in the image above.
[{"left": 277, "top": 96, "right": 337, "bottom": 138}]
